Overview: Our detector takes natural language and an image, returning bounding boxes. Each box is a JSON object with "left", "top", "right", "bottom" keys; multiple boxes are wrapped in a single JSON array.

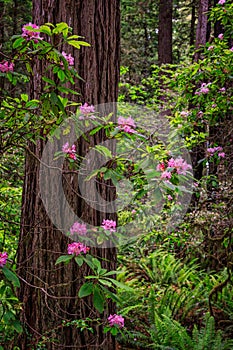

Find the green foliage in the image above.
[{"left": 0, "top": 265, "right": 22, "bottom": 345}]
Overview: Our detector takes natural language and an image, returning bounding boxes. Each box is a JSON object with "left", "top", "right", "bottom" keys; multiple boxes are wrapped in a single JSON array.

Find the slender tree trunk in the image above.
[
  {"left": 194, "top": 0, "right": 209, "bottom": 61},
  {"left": 17, "top": 1, "right": 120, "bottom": 349},
  {"left": 158, "top": 0, "right": 173, "bottom": 65},
  {"left": 190, "top": 0, "right": 197, "bottom": 47}
]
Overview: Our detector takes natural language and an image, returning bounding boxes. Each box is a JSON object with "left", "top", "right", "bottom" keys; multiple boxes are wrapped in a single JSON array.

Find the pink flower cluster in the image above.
[
  {"left": 180, "top": 111, "right": 189, "bottom": 117},
  {"left": 167, "top": 157, "right": 192, "bottom": 175},
  {"left": 101, "top": 219, "right": 116, "bottom": 232},
  {"left": 219, "top": 87, "right": 226, "bottom": 93},
  {"left": 161, "top": 171, "right": 172, "bottom": 179},
  {"left": 108, "top": 314, "right": 124, "bottom": 328},
  {"left": 80, "top": 103, "right": 95, "bottom": 115},
  {"left": 195, "top": 83, "right": 210, "bottom": 95},
  {"left": 157, "top": 157, "right": 192, "bottom": 179},
  {"left": 117, "top": 116, "right": 136, "bottom": 134},
  {"left": 61, "top": 51, "right": 74, "bottom": 67},
  {"left": 207, "top": 146, "right": 225, "bottom": 158},
  {"left": 0, "top": 61, "right": 14, "bottom": 73},
  {"left": 0, "top": 252, "right": 8, "bottom": 267},
  {"left": 22, "top": 23, "right": 42, "bottom": 43},
  {"left": 218, "top": 0, "right": 225, "bottom": 4},
  {"left": 62, "top": 142, "right": 76, "bottom": 160},
  {"left": 67, "top": 242, "right": 89, "bottom": 256},
  {"left": 70, "top": 222, "right": 87, "bottom": 236}
]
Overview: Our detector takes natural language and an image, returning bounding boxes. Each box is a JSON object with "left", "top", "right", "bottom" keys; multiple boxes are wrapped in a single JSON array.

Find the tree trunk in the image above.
[
  {"left": 190, "top": 0, "right": 197, "bottom": 47},
  {"left": 194, "top": 0, "right": 209, "bottom": 61},
  {"left": 17, "top": 1, "right": 120, "bottom": 349},
  {"left": 158, "top": 0, "right": 173, "bottom": 65}
]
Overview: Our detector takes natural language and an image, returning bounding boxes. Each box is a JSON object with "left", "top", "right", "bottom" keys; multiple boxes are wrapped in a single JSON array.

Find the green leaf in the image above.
[
  {"left": 102, "top": 270, "right": 121, "bottom": 277},
  {"left": 2, "top": 267, "right": 20, "bottom": 288},
  {"left": 99, "top": 279, "right": 112, "bottom": 287},
  {"left": 25, "top": 99, "right": 39, "bottom": 109},
  {"left": 57, "top": 69, "right": 66, "bottom": 82},
  {"left": 105, "top": 278, "right": 133, "bottom": 291},
  {"left": 110, "top": 327, "right": 118, "bottom": 336},
  {"left": 85, "top": 168, "right": 101, "bottom": 181},
  {"left": 163, "top": 181, "right": 176, "bottom": 190},
  {"left": 77, "top": 41, "right": 91, "bottom": 47},
  {"left": 13, "top": 37, "right": 25, "bottom": 49},
  {"left": 67, "top": 35, "right": 81, "bottom": 40},
  {"left": 78, "top": 282, "right": 94, "bottom": 298},
  {"left": 3, "top": 310, "right": 15, "bottom": 323},
  {"left": 42, "top": 77, "right": 56, "bottom": 86},
  {"left": 55, "top": 255, "right": 73, "bottom": 265},
  {"left": 83, "top": 255, "right": 95, "bottom": 270},
  {"left": 12, "top": 320, "right": 23, "bottom": 333},
  {"left": 93, "top": 287, "right": 104, "bottom": 313},
  {"left": 75, "top": 256, "right": 84, "bottom": 267},
  {"left": 95, "top": 145, "right": 112, "bottom": 158},
  {"left": 68, "top": 40, "right": 81, "bottom": 49},
  {"left": 39, "top": 25, "right": 52, "bottom": 35},
  {"left": 92, "top": 258, "right": 102, "bottom": 272},
  {"left": 89, "top": 125, "right": 103, "bottom": 136},
  {"left": 97, "top": 285, "right": 121, "bottom": 303},
  {"left": 20, "top": 94, "right": 28, "bottom": 102},
  {"left": 53, "top": 22, "right": 69, "bottom": 36}
]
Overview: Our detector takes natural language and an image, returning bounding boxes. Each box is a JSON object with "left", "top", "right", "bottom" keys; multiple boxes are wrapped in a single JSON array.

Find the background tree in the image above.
[
  {"left": 194, "top": 0, "right": 210, "bottom": 61},
  {"left": 158, "top": 0, "right": 173, "bottom": 65},
  {"left": 17, "top": 1, "right": 120, "bottom": 349}
]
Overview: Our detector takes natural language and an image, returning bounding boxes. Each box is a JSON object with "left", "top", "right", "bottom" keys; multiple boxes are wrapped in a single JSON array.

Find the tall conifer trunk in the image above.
[{"left": 17, "top": 1, "right": 120, "bottom": 349}]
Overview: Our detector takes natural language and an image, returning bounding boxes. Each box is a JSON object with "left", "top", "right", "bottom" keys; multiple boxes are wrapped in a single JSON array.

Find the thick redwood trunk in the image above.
[{"left": 17, "top": 1, "right": 120, "bottom": 349}]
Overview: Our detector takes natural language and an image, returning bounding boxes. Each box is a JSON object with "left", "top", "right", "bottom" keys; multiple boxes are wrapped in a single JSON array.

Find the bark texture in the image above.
[
  {"left": 194, "top": 0, "right": 209, "bottom": 61},
  {"left": 17, "top": 1, "right": 120, "bottom": 349},
  {"left": 158, "top": 0, "right": 173, "bottom": 65}
]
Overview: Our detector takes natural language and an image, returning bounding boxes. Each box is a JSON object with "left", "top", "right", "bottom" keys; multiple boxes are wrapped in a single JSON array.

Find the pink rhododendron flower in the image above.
[
  {"left": 70, "top": 222, "right": 87, "bottom": 236},
  {"left": 200, "top": 83, "right": 210, "bottom": 94},
  {"left": 161, "top": 171, "right": 172, "bottom": 179},
  {"left": 67, "top": 242, "right": 89, "bottom": 255},
  {"left": 62, "top": 142, "right": 76, "bottom": 160},
  {"left": 195, "top": 83, "right": 210, "bottom": 95},
  {"left": 108, "top": 314, "right": 124, "bottom": 328},
  {"left": 230, "top": 47, "right": 233, "bottom": 52},
  {"left": 167, "top": 195, "right": 173, "bottom": 201},
  {"left": 22, "top": 23, "right": 42, "bottom": 43},
  {"left": 207, "top": 146, "right": 223, "bottom": 156},
  {"left": 180, "top": 111, "right": 189, "bottom": 117},
  {"left": 156, "top": 163, "right": 165, "bottom": 172},
  {"left": 218, "top": 152, "right": 225, "bottom": 158},
  {"left": 168, "top": 157, "right": 192, "bottom": 175},
  {"left": 218, "top": 0, "right": 225, "bottom": 5},
  {"left": 61, "top": 51, "right": 74, "bottom": 67},
  {"left": 101, "top": 219, "right": 116, "bottom": 232},
  {"left": 208, "top": 45, "right": 214, "bottom": 51},
  {"left": 0, "top": 61, "right": 14, "bottom": 73},
  {"left": 80, "top": 102, "right": 95, "bottom": 115},
  {"left": 117, "top": 116, "right": 136, "bottom": 134},
  {"left": 219, "top": 87, "right": 226, "bottom": 93},
  {"left": 131, "top": 209, "right": 136, "bottom": 214},
  {"left": 0, "top": 252, "right": 8, "bottom": 267},
  {"left": 218, "top": 33, "right": 224, "bottom": 40}
]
